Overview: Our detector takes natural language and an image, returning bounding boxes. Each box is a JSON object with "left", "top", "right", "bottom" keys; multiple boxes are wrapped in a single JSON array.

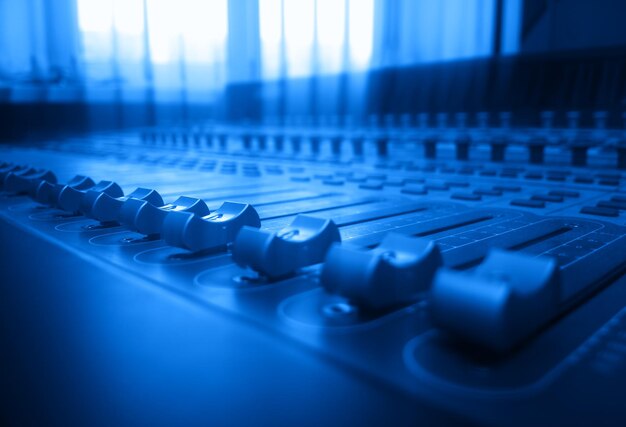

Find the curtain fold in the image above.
[{"left": 0, "top": 0, "right": 501, "bottom": 103}]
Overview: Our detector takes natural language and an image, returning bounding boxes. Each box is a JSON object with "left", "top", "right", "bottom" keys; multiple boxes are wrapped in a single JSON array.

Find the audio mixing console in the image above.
[{"left": 2, "top": 115, "right": 626, "bottom": 426}]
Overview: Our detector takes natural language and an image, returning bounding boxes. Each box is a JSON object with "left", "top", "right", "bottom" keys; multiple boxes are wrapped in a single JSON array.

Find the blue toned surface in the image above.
[
  {"left": 233, "top": 215, "right": 341, "bottom": 279},
  {"left": 89, "top": 187, "right": 163, "bottom": 223},
  {"left": 431, "top": 249, "right": 560, "bottom": 352},
  {"left": 321, "top": 233, "right": 442, "bottom": 311},
  {"left": 120, "top": 196, "right": 210, "bottom": 236},
  {"left": 163, "top": 202, "right": 261, "bottom": 252}
]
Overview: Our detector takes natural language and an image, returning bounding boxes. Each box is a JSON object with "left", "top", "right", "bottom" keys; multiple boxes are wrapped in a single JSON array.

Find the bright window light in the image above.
[
  {"left": 348, "top": 0, "right": 374, "bottom": 68},
  {"left": 259, "top": 0, "right": 282, "bottom": 44},
  {"left": 284, "top": 0, "right": 315, "bottom": 76},
  {"left": 78, "top": 0, "right": 113, "bottom": 33},
  {"left": 316, "top": 0, "right": 345, "bottom": 73},
  {"left": 113, "top": 0, "right": 144, "bottom": 35},
  {"left": 147, "top": 0, "right": 228, "bottom": 64}
]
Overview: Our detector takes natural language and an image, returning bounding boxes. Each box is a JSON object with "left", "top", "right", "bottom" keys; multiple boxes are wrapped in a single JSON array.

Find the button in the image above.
[
  {"left": 546, "top": 174, "right": 566, "bottom": 182},
  {"left": 510, "top": 199, "right": 545, "bottom": 208},
  {"left": 163, "top": 202, "right": 260, "bottom": 252},
  {"left": 531, "top": 194, "right": 563, "bottom": 203},
  {"left": 445, "top": 181, "right": 470, "bottom": 188},
  {"left": 58, "top": 181, "right": 123, "bottom": 213},
  {"left": 320, "top": 234, "right": 442, "bottom": 311},
  {"left": 359, "top": 182, "right": 384, "bottom": 190},
  {"left": 457, "top": 167, "right": 474, "bottom": 175},
  {"left": 493, "top": 185, "right": 521, "bottom": 192},
  {"left": 367, "top": 173, "right": 387, "bottom": 180},
  {"left": 611, "top": 195, "right": 626, "bottom": 203},
  {"left": 451, "top": 192, "right": 481, "bottom": 201},
  {"left": 401, "top": 185, "right": 427, "bottom": 195},
  {"left": 323, "top": 179, "right": 344, "bottom": 186},
  {"left": 595, "top": 173, "right": 621, "bottom": 180},
  {"left": 430, "top": 249, "right": 559, "bottom": 351},
  {"left": 120, "top": 196, "right": 210, "bottom": 236},
  {"left": 4, "top": 169, "right": 57, "bottom": 196},
  {"left": 384, "top": 178, "right": 406, "bottom": 187},
  {"left": 35, "top": 175, "right": 95, "bottom": 206},
  {"left": 597, "top": 200, "right": 626, "bottom": 210},
  {"left": 291, "top": 176, "right": 311, "bottom": 182},
  {"left": 580, "top": 206, "right": 619, "bottom": 217},
  {"left": 89, "top": 188, "right": 164, "bottom": 223},
  {"left": 232, "top": 215, "right": 340, "bottom": 278},
  {"left": 473, "top": 188, "right": 502, "bottom": 196},
  {"left": 523, "top": 172, "right": 542, "bottom": 180},
  {"left": 314, "top": 174, "right": 333, "bottom": 180},
  {"left": 424, "top": 183, "right": 449, "bottom": 191},
  {"left": 346, "top": 174, "right": 367, "bottom": 183},
  {"left": 548, "top": 190, "right": 579, "bottom": 198}
]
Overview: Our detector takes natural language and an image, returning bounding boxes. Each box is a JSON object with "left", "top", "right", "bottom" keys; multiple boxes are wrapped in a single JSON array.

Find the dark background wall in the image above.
[{"left": 521, "top": 0, "right": 626, "bottom": 53}]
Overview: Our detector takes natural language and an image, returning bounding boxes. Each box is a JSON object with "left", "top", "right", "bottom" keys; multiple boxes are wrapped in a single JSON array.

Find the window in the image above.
[
  {"left": 77, "top": 0, "right": 228, "bottom": 92},
  {"left": 259, "top": 0, "right": 374, "bottom": 78}
]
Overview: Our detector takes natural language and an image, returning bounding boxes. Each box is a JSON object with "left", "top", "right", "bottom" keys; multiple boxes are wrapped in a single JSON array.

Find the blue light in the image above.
[
  {"left": 259, "top": 0, "right": 375, "bottom": 78},
  {"left": 348, "top": 0, "right": 374, "bottom": 69}
]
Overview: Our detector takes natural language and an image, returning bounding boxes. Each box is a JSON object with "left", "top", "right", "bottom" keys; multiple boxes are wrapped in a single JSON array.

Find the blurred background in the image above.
[{"left": 1, "top": 0, "right": 625, "bottom": 138}]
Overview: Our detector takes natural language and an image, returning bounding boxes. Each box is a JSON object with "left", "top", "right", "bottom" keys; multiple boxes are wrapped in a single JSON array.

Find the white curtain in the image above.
[
  {"left": 372, "top": 0, "right": 497, "bottom": 67},
  {"left": 0, "top": 0, "right": 80, "bottom": 101},
  {"left": 76, "top": 0, "right": 228, "bottom": 102}
]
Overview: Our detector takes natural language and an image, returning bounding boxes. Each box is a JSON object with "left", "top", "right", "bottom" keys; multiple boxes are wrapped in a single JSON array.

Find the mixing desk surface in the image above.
[{"left": 3, "top": 118, "right": 626, "bottom": 426}]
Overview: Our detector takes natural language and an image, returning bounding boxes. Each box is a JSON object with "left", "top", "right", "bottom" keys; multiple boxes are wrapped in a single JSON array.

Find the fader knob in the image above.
[
  {"left": 321, "top": 234, "right": 442, "bottom": 311},
  {"left": 0, "top": 164, "right": 29, "bottom": 189},
  {"left": 489, "top": 137, "right": 508, "bottom": 162},
  {"left": 217, "top": 133, "right": 228, "bottom": 150},
  {"left": 527, "top": 137, "right": 547, "bottom": 164},
  {"left": 616, "top": 139, "right": 626, "bottom": 169},
  {"left": 291, "top": 135, "right": 302, "bottom": 153},
  {"left": 351, "top": 133, "right": 364, "bottom": 157},
  {"left": 310, "top": 135, "right": 321, "bottom": 154},
  {"left": 273, "top": 134, "right": 284, "bottom": 151},
  {"left": 455, "top": 135, "right": 471, "bottom": 161},
  {"left": 0, "top": 164, "right": 31, "bottom": 187},
  {"left": 163, "top": 202, "right": 260, "bottom": 252},
  {"left": 35, "top": 175, "right": 95, "bottom": 206},
  {"left": 430, "top": 249, "right": 559, "bottom": 352},
  {"left": 4, "top": 169, "right": 56, "bottom": 196},
  {"left": 241, "top": 133, "right": 253, "bottom": 150},
  {"left": 120, "top": 196, "right": 210, "bottom": 236},
  {"left": 423, "top": 137, "right": 438, "bottom": 159},
  {"left": 58, "top": 180, "right": 123, "bottom": 213},
  {"left": 88, "top": 188, "right": 163, "bottom": 223},
  {"left": 570, "top": 138, "right": 593, "bottom": 167},
  {"left": 330, "top": 135, "right": 342, "bottom": 156},
  {"left": 375, "top": 134, "right": 389, "bottom": 157},
  {"left": 232, "top": 215, "right": 340, "bottom": 279}
]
